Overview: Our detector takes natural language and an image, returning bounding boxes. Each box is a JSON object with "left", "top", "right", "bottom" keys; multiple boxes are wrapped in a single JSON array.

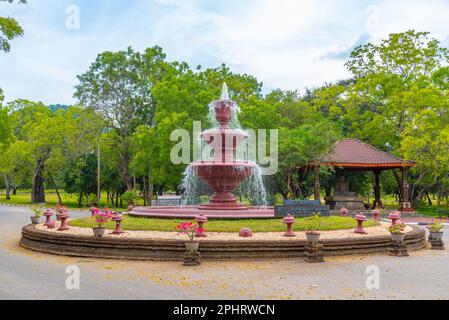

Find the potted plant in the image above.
[
  {"left": 305, "top": 214, "right": 322, "bottom": 243},
  {"left": 429, "top": 221, "right": 444, "bottom": 240},
  {"left": 389, "top": 223, "right": 406, "bottom": 242},
  {"left": 30, "top": 206, "right": 44, "bottom": 224},
  {"left": 176, "top": 222, "right": 203, "bottom": 252},
  {"left": 92, "top": 208, "right": 113, "bottom": 237}
]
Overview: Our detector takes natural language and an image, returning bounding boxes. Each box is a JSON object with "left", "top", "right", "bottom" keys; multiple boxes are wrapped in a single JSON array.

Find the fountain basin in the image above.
[{"left": 191, "top": 161, "right": 256, "bottom": 210}]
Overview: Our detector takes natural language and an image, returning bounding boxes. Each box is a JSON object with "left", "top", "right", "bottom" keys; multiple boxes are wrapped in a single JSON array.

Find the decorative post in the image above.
[
  {"left": 340, "top": 207, "right": 348, "bottom": 216},
  {"left": 314, "top": 164, "right": 321, "bottom": 202},
  {"left": 195, "top": 214, "right": 208, "bottom": 237},
  {"left": 354, "top": 213, "right": 367, "bottom": 234},
  {"left": 43, "top": 209, "right": 53, "bottom": 227},
  {"left": 388, "top": 211, "right": 401, "bottom": 227},
  {"left": 58, "top": 211, "right": 70, "bottom": 231},
  {"left": 373, "top": 170, "right": 382, "bottom": 209},
  {"left": 401, "top": 167, "right": 412, "bottom": 212},
  {"left": 372, "top": 209, "right": 380, "bottom": 221},
  {"left": 283, "top": 214, "right": 296, "bottom": 237},
  {"left": 111, "top": 213, "right": 125, "bottom": 235}
]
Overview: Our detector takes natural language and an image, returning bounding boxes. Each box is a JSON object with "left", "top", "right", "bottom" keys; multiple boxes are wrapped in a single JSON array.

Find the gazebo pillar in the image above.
[
  {"left": 373, "top": 170, "right": 383, "bottom": 209},
  {"left": 314, "top": 164, "right": 320, "bottom": 202},
  {"left": 400, "top": 167, "right": 413, "bottom": 212}
]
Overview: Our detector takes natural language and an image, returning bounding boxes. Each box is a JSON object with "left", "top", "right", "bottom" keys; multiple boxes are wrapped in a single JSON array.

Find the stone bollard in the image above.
[
  {"left": 428, "top": 232, "right": 445, "bottom": 250},
  {"left": 43, "top": 209, "right": 53, "bottom": 227},
  {"left": 372, "top": 209, "right": 380, "bottom": 221},
  {"left": 283, "top": 214, "right": 296, "bottom": 237},
  {"left": 304, "top": 235, "right": 324, "bottom": 263},
  {"left": 388, "top": 234, "right": 409, "bottom": 257},
  {"left": 111, "top": 213, "right": 125, "bottom": 235},
  {"left": 195, "top": 214, "right": 208, "bottom": 237},
  {"left": 354, "top": 213, "right": 368, "bottom": 234},
  {"left": 183, "top": 252, "right": 202, "bottom": 266},
  {"left": 388, "top": 211, "right": 401, "bottom": 227},
  {"left": 340, "top": 207, "right": 349, "bottom": 216},
  {"left": 58, "top": 211, "right": 70, "bottom": 231}
]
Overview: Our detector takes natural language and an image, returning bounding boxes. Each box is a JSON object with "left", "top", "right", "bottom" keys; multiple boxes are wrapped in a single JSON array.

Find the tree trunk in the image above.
[
  {"left": 393, "top": 169, "right": 403, "bottom": 202},
  {"left": 3, "top": 174, "right": 10, "bottom": 200},
  {"left": 142, "top": 177, "right": 147, "bottom": 206},
  {"left": 32, "top": 160, "right": 46, "bottom": 204},
  {"left": 11, "top": 175, "right": 17, "bottom": 195},
  {"left": 119, "top": 150, "right": 133, "bottom": 191},
  {"left": 426, "top": 192, "right": 433, "bottom": 206},
  {"left": 78, "top": 192, "right": 82, "bottom": 208},
  {"left": 148, "top": 165, "right": 153, "bottom": 206},
  {"left": 287, "top": 170, "right": 294, "bottom": 199},
  {"left": 47, "top": 172, "right": 62, "bottom": 205}
]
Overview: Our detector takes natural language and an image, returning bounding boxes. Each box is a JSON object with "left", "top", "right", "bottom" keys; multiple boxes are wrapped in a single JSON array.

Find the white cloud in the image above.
[{"left": 1, "top": 0, "right": 449, "bottom": 104}]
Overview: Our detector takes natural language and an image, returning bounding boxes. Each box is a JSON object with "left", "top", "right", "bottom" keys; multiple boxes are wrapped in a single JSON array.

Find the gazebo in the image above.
[{"left": 313, "top": 138, "right": 415, "bottom": 212}]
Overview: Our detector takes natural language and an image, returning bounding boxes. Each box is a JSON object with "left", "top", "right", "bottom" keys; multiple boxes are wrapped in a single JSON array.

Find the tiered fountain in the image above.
[{"left": 130, "top": 83, "right": 274, "bottom": 219}]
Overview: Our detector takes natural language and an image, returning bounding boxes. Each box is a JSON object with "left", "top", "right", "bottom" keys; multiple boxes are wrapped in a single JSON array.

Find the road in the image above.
[{"left": 1, "top": 205, "right": 449, "bottom": 300}]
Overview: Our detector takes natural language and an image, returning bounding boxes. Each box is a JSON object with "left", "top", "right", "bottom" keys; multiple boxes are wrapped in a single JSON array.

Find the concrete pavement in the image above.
[{"left": 1, "top": 205, "right": 449, "bottom": 300}]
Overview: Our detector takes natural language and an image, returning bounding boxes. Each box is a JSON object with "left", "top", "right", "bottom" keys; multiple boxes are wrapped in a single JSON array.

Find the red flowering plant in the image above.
[
  {"left": 92, "top": 208, "right": 113, "bottom": 228},
  {"left": 176, "top": 222, "right": 203, "bottom": 241}
]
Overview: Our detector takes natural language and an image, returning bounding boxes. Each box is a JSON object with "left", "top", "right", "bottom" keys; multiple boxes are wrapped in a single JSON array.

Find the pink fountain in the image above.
[{"left": 130, "top": 83, "right": 274, "bottom": 219}]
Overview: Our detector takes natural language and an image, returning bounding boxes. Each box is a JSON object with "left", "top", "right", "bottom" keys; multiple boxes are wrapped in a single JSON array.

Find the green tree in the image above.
[
  {"left": 316, "top": 30, "right": 449, "bottom": 204},
  {"left": 0, "top": 99, "right": 14, "bottom": 199},
  {"left": 75, "top": 46, "right": 170, "bottom": 190},
  {"left": 0, "top": 0, "right": 26, "bottom": 53}
]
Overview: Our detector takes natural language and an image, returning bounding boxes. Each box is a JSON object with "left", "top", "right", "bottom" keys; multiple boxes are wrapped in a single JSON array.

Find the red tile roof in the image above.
[{"left": 320, "top": 138, "right": 415, "bottom": 168}]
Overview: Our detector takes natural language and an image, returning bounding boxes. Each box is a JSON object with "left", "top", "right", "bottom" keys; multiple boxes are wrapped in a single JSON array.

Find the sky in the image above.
[{"left": 1, "top": 0, "right": 449, "bottom": 105}]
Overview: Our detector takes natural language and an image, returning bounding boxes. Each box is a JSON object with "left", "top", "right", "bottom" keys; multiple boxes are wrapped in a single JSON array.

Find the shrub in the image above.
[
  {"left": 429, "top": 221, "right": 444, "bottom": 233},
  {"left": 30, "top": 206, "right": 44, "bottom": 218},
  {"left": 388, "top": 223, "right": 406, "bottom": 234},
  {"left": 305, "top": 213, "right": 322, "bottom": 234},
  {"left": 120, "top": 191, "right": 137, "bottom": 204}
]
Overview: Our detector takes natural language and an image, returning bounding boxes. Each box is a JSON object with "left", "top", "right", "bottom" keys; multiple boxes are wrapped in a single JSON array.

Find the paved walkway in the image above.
[{"left": 1, "top": 205, "right": 449, "bottom": 300}]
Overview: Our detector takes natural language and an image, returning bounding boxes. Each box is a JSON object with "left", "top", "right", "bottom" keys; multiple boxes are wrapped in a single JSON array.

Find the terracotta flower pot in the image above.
[
  {"left": 306, "top": 232, "right": 321, "bottom": 243},
  {"left": 30, "top": 216, "right": 40, "bottom": 225},
  {"left": 391, "top": 233, "right": 405, "bottom": 243},
  {"left": 185, "top": 241, "right": 199, "bottom": 252},
  {"left": 429, "top": 231, "right": 443, "bottom": 241},
  {"left": 92, "top": 227, "right": 106, "bottom": 238}
]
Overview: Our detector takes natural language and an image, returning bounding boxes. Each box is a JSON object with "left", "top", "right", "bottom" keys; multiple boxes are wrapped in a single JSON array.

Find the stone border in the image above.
[{"left": 20, "top": 224, "right": 427, "bottom": 261}]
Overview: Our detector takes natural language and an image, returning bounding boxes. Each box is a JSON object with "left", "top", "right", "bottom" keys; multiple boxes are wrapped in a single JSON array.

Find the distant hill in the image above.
[{"left": 48, "top": 104, "right": 69, "bottom": 112}]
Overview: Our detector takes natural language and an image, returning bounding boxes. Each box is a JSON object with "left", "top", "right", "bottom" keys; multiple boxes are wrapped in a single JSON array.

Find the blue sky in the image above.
[{"left": 1, "top": 0, "right": 449, "bottom": 105}]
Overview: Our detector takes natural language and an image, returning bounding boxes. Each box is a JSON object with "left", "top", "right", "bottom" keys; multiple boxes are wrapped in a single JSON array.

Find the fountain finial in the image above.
[{"left": 220, "top": 82, "right": 230, "bottom": 100}]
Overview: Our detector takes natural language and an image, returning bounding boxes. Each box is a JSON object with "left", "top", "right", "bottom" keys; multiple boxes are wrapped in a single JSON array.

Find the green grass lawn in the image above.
[
  {"left": 69, "top": 215, "right": 379, "bottom": 233},
  {"left": 0, "top": 191, "right": 132, "bottom": 210}
]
